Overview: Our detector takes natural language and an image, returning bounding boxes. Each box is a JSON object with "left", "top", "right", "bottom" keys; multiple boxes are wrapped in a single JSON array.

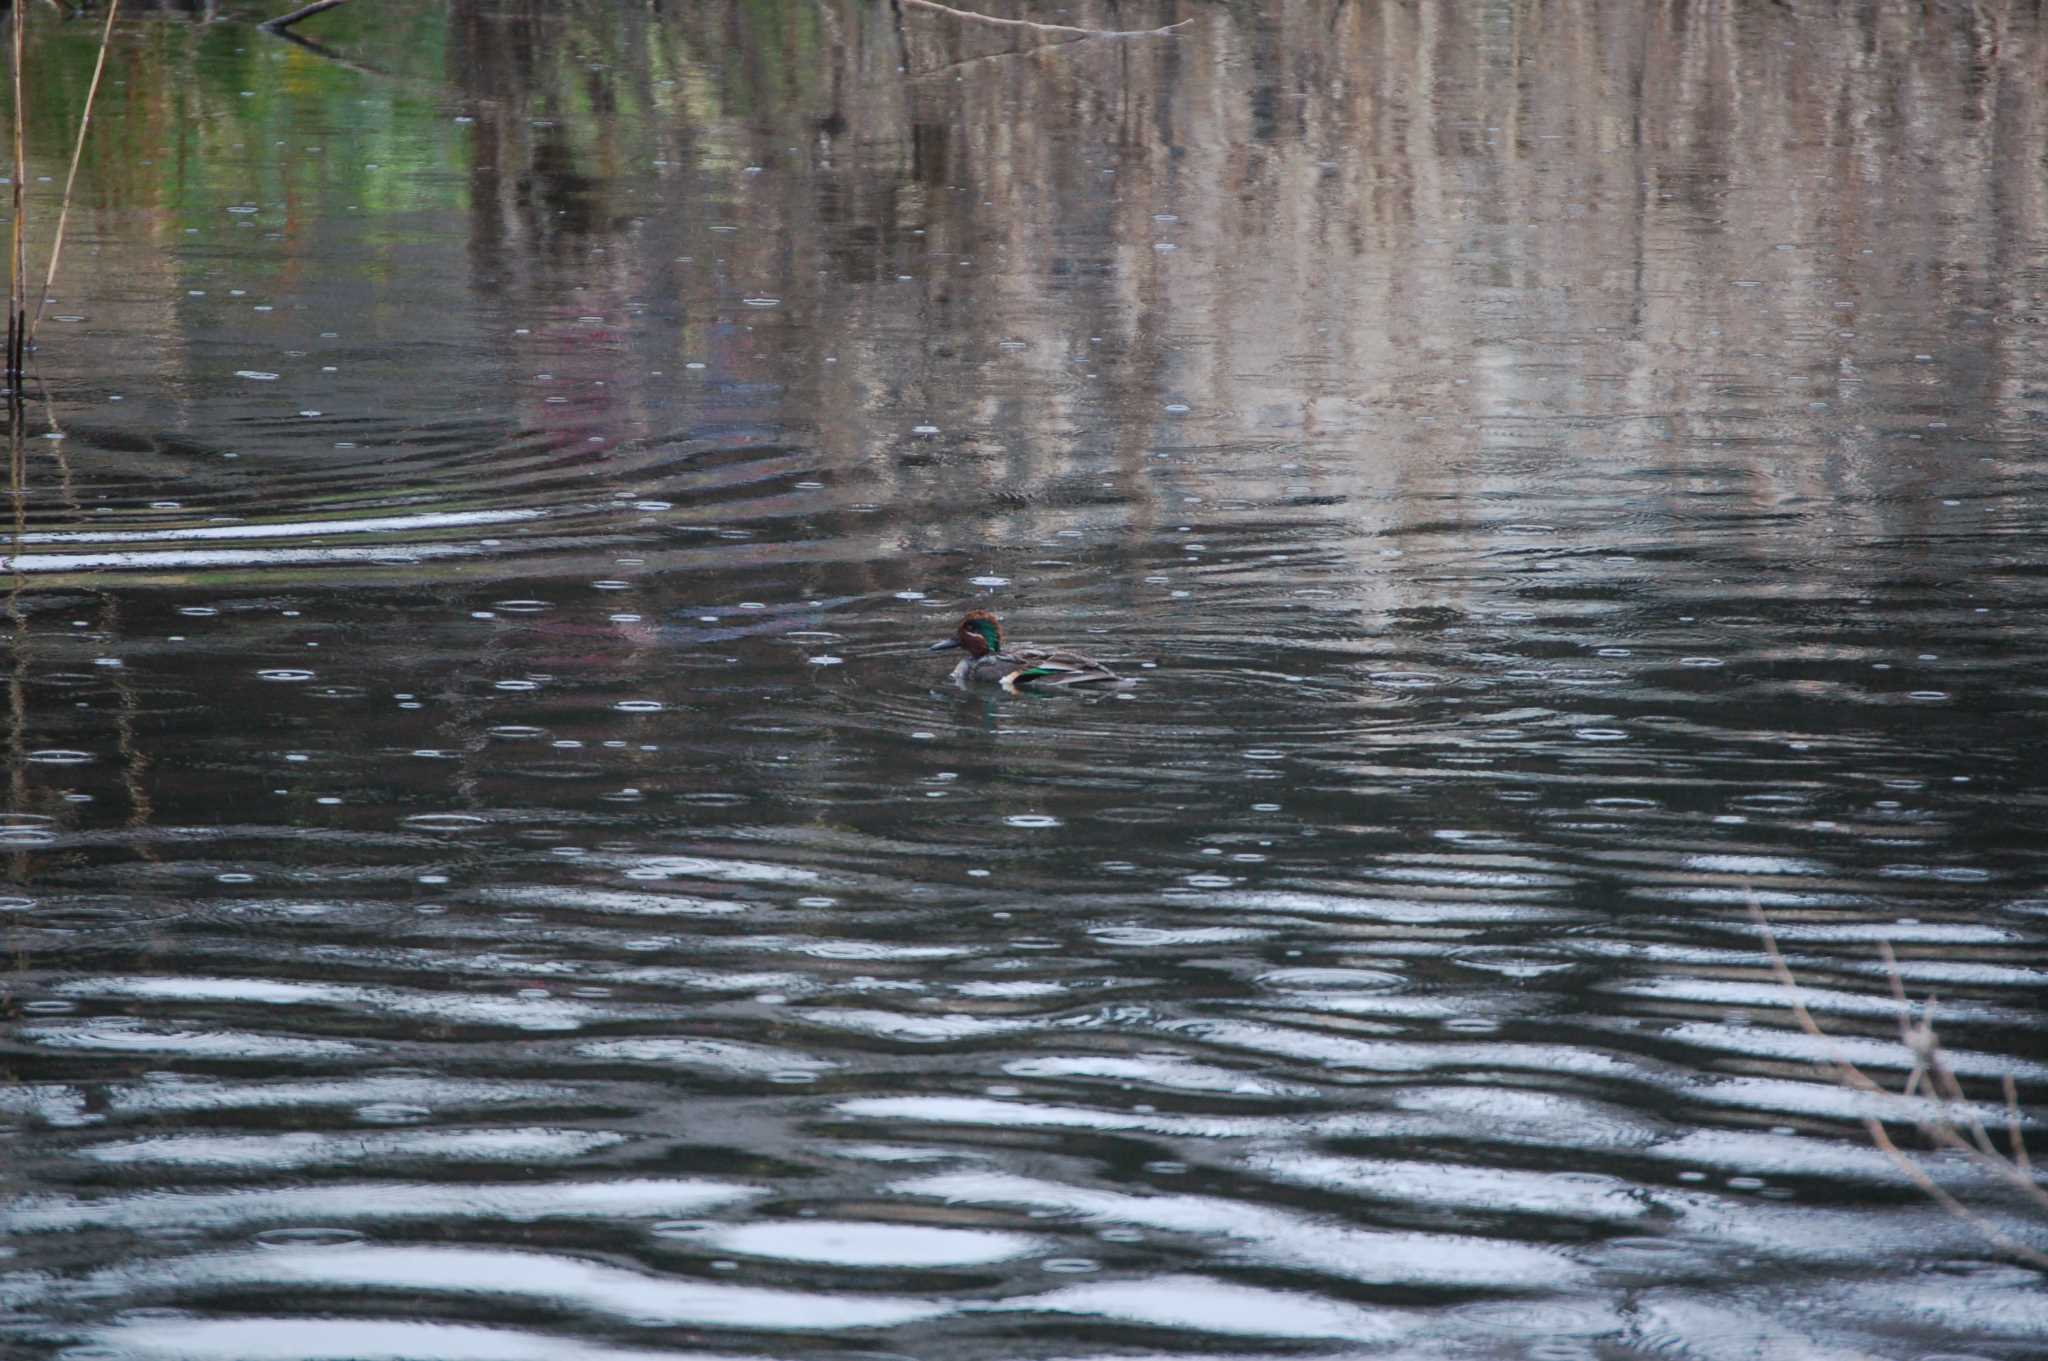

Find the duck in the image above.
[{"left": 927, "top": 610, "right": 1128, "bottom": 690}]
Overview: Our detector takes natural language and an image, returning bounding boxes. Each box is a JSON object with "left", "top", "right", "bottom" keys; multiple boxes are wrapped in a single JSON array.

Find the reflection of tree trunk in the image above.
[
  {"left": 97, "top": 596, "right": 157, "bottom": 846},
  {"left": 888, "top": 0, "right": 914, "bottom": 77}
]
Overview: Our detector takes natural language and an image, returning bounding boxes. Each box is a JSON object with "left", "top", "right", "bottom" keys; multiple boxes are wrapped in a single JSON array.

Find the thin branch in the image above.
[
  {"left": 898, "top": 0, "right": 1192, "bottom": 39},
  {"left": 261, "top": 0, "right": 353, "bottom": 33},
  {"left": 29, "top": 0, "right": 117, "bottom": 350},
  {"left": 1862, "top": 1115, "right": 2048, "bottom": 1271},
  {"left": 1932, "top": 1037, "right": 2007, "bottom": 1163},
  {"left": 1882, "top": 938, "right": 2008, "bottom": 1164},
  {"left": 1747, "top": 891, "right": 2048, "bottom": 1240},
  {"left": 1748, "top": 899, "right": 1885, "bottom": 1097}
]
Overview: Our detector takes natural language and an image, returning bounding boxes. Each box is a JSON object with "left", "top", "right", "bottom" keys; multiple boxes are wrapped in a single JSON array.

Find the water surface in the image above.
[{"left": 3, "top": 2, "right": 2047, "bottom": 1358}]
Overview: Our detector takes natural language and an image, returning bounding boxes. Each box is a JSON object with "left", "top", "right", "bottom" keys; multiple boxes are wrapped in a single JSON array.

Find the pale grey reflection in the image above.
[
  {"left": 20, "top": 1020, "right": 368, "bottom": 1060},
  {"left": 83, "top": 1318, "right": 741, "bottom": 1361},
  {"left": 83, "top": 1245, "right": 953, "bottom": 1331},
  {"left": 1, "top": 1179, "right": 762, "bottom": 1236},
  {"left": 574, "top": 1038, "right": 838, "bottom": 1077},
  {"left": 53, "top": 974, "right": 633, "bottom": 1031},
  {"left": 1245, "top": 1154, "right": 1652, "bottom": 1225},
  {"left": 676, "top": 1220, "right": 1041, "bottom": 1268},
  {"left": 895, "top": 1173, "right": 1589, "bottom": 1290},
  {"left": 78, "top": 1128, "right": 631, "bottom": 1169},
  {"left": 990, "top": 1275, "right": 1405, "bottom": 1342}
]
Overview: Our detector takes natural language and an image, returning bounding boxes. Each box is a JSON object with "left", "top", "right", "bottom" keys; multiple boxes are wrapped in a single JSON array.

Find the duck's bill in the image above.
[{"left": 927, "top": 638, "right": 962, "bottom": 652}]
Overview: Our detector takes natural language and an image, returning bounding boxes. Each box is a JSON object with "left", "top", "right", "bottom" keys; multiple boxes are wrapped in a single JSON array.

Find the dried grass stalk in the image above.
[{"left": 1747, "top": 890, "right": 2048, "bottom": 1269}]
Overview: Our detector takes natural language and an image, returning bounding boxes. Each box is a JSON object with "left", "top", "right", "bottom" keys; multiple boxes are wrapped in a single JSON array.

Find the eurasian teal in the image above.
[{"left": 928, "top": 610, "right": 1126, "bottom": 690}]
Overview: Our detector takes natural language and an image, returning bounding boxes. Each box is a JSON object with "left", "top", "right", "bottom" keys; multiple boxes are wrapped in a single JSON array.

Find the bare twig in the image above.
[
  {"left": 1879, "top": 940, "right": 1911, "bottom": 1024},
  {"left": 898, "top": 0, "right": 1192, "bottom": 39},
  {"left": 1879, "top": 938, "right": 2006, "bottom": 1164},
  {"left": 1861, "top": 1115, "right": 2048, "bottom": 1271},
  {"left": 261, "top": 0, "right": 352, "bottom": 33},
  {"left": 1936, "top": 1042, "right": 2008, "bottom": 1163},
  {"left": 1748, "top": 900, "right": 1882, "bottom": 1096},
  {"left": 29, "top": 0, "right": 116, "bottom": 350},
  {"left": 1747, "top": 891, "right": 2048, "bottom": 1266}
]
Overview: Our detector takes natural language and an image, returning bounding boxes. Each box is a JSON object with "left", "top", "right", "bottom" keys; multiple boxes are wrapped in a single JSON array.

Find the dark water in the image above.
[{"left": 3, "top": 1, "right": 2047, "bottom": 1356}]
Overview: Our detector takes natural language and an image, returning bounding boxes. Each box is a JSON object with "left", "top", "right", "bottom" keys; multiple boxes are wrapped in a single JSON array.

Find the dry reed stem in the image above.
[
  {"left": 1746, "top": 891, "right": 2048, "bottom": 1269},
  {"left": 8, "top": 0, "right": 26, "bottom": 387},
  {"left": 1859, "top": 1113, "right": 2048, "bottom": 1270},
  {"left": 1751, "top": 895, "right": 2048, "bottom": 1212},
  {"left": 29, "top": 0, "right": 117, "bottom": 349},
  {"left": 899, "top": 0, "right": 1193, "bottom": 39},
  {"left": 908, "top": 37, "right": 1117, "bottom": 78}
]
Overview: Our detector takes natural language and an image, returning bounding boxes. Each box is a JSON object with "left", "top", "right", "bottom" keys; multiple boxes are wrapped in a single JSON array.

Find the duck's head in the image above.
[{"left": 929, "top": 610, "right": 1002, "bottom": 658}]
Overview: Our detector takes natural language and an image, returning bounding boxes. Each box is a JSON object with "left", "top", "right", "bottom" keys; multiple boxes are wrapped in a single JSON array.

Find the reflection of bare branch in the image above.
[
  {"left": 1748, "top": 891, "right": 2048, "bottom": 1269},
  {"left": 258, "top": 24, "right": 389, "bottom": 79},
  {"left": 899, "top": 0, "right": 1192, "bottom": 39},
  {"left": 907, "top": 34, "right": 1117, "bottom": 79},
  {"left": 262, "top": 0, "right": 352, "bottom": 32}
]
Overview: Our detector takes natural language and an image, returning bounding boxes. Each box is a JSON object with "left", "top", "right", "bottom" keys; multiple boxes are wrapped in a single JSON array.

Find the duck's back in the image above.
[{"left": 1001, "top": 642, "right": 1122, "bottom": 688}]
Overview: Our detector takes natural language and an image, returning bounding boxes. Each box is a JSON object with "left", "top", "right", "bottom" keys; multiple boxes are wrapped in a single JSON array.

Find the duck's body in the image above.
[{"left": 929, "top": 610, "right": 1126, "bottom": 690}]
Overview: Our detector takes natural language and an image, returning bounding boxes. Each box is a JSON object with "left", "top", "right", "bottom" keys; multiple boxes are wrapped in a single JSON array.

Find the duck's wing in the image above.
[{"left": 1000, "top": 644, "right": 1125, "bottom": 689}]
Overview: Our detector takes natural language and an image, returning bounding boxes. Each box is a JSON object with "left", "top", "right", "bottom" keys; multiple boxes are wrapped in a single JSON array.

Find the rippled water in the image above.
[{"left": 4, "top": 2, "right": 2047, "bottom": 1357}]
